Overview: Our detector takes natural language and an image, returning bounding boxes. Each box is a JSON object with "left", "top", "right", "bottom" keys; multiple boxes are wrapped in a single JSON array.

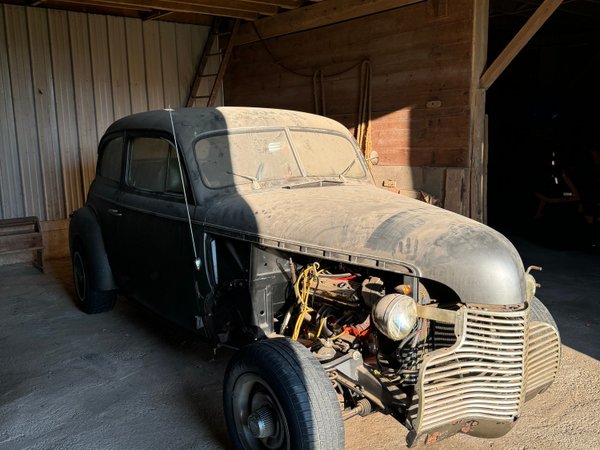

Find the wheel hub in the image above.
[{"left": 247, "top": 406, "right": 275, "bottom": 439}]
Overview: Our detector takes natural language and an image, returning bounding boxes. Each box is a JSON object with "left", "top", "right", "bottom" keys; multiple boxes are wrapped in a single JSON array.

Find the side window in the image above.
[
  {"left": 166, "top": 147, "right": 184, "bottom": 194},
  {"left": 128, "top": 137, "right": 170, "bottom": 191},
  {"left": 128, "top": 136, "right": 188, "bottom": 195},
  {"left": 99, "top": 137, "right": 123, "bottom": 182}
]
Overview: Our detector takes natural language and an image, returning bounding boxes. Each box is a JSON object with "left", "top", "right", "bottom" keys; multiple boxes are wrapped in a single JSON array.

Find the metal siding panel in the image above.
[
  {"left": 142, "top": 21, "right": 164, "bottom": 110},
  {"left": 0, "top": 6, "right": 214, "bottom": 221},
  {"left": 160, "top": 21, "right": 180, "bottom": 108},
  {"left": 4, "top": 5, "right": 46, "bottom": 220},
  {"left": 27, "top": 7, "right": 65, "bottom": 220},
  {"left": 48, "top": 9, "right": 83, "bottom": 215},
  {"left": 176, "top": 24, "right": 193, "bottom": 107},
  {"left": 107, "top": 16, "right": 131, "bottom": 120},
  {"left": 68, "top": 11, "right": 97, "bottom": 199},
  {"left": 125, "top": 18, "right": 148, "bottom": 114},
  {"left": 0, "top": 6, "right": 25, "bottom": 219},
  {"left": 89, "top": 14, "right": 114, "bottom": 140}
]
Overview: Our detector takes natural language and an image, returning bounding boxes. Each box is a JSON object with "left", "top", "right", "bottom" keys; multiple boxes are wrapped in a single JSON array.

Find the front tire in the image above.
[
  {"left": 72, "top": 243, "right": 116, "bottom": 314},
  {"left": 223, "top": 338, "right": 345, "bottom": 450}
]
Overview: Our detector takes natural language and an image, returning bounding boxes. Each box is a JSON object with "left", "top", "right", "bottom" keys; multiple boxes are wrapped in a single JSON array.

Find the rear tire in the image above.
[
  {"left": 223, "top": 337, "right": 345, "bottom": 450},
  {"left": 72, "top": 243, "right": 116, "bottom": 314}
]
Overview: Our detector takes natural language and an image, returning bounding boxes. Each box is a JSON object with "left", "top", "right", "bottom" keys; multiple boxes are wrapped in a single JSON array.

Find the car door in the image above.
[
  {"left": 116, "top": 133, "right": 204, "bottom": 330},
  {"left": 90, "top": 133, "right": 125, "bottom": 269}
]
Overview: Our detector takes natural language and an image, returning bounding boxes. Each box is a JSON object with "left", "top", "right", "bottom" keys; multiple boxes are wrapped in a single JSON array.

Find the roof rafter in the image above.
[
  {"left": 55, "top": 0, "right": 263, "bottom": 20},
  {"left": 235, "top": 0, "right": 426, "bottom": 45}
]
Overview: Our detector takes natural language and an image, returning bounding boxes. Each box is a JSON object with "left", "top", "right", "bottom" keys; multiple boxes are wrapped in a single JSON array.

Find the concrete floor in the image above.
[{"left": 0, "top": 238, "right": 598, "bottom": 450}]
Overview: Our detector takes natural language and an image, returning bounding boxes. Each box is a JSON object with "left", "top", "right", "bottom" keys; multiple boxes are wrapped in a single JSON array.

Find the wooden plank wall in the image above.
[
  {"left": 225, "top": 0, "right": 477, "bottom": 216},
  {"left": 0, "top": 4, "right": 209, "bottom": 221}
]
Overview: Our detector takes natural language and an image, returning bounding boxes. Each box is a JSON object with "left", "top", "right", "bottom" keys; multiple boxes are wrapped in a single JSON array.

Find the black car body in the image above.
[{"left": 70, "top": 107, "right": 561, "bottom": 449}]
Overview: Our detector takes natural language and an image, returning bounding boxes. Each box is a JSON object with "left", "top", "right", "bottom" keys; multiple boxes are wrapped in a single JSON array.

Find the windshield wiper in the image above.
[
  {"left": 338, "top": 159, "right": 357, "bottom": 182},
  {"left": 283, "top": 179, "right": 344, "bottom": 189},
  {"left": 227, "top": 171, "right": 261, "bottom": 189}
]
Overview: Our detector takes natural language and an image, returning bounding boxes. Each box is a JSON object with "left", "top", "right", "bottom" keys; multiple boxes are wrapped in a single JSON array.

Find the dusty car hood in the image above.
[{"left": 202, "top": 184, "right": 526, "bottom": 306}]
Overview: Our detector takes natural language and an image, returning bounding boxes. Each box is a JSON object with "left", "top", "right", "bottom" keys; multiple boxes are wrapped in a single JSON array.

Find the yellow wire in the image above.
[
  {"left": 291, "top": 263, "right": 323, "bottom": 340},
  {"left": 330, "top": 330, "right": 347, "bottom": 341},
  {"left": 316, "top": 317, "right": 327, "bottom": 338}
]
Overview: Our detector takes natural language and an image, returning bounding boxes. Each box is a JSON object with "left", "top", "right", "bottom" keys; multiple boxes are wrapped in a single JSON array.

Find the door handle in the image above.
[{"left": 107, "top": 208, "right": 122, "bottom": 217}]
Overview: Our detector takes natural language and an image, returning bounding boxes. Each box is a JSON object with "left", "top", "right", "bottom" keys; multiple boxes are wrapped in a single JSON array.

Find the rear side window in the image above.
[
  {"left": 99, "top": 137, "right": 123, "bottom": 182},
  {"left": 128, "top": 137, "right": 187, "bottom": 195}
]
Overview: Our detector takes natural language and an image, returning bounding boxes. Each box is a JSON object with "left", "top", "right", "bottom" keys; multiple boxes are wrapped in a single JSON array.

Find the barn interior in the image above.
[
  {"left": 1, "top": 0, "right": 598, "bottom": 257},
  {"left": 0, "top": 1, "right": 599, "bottom": 448},
  {"left": 487, "top": 0, "right": 600, "bottom": 250}
]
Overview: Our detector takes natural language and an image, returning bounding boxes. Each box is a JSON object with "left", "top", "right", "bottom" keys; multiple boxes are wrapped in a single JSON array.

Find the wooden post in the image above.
[
  {"left": 468, "top": 0, "right": 489, "bottom": 221},
  {"left": 469, "top": 0, "right": 562, "bottom": 222},
  {"left": 470, "top": 89, "right": 486, "bottom": 221}
]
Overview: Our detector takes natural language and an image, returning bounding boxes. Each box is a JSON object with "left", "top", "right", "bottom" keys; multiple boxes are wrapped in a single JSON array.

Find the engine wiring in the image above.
[
  {"left": 292, "top": 262, "right": 324, "bottom": 340},
  {"left": 285, "top": 259, "right": 437, "bottom": 390}
]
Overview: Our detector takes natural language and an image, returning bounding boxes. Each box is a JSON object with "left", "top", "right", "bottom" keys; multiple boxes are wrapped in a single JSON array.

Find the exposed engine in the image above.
[{"left": 276, "top": 260, "right": 457, "bottom": 419}]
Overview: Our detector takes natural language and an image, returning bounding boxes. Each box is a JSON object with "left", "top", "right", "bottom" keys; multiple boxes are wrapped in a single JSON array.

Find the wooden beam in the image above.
[
  {"left": 163, "top": 0, "right": 280, "bottom": 16},
  {"left": 243, "top": 0, "right": 301, "bottom": 9},
  {"left": 143, "top": 10, "right": 174, "bottom": 21},
  {"left": 52, "top": 0, "right": 151, "bottom": 12},
  {"left": 480, "top": 0, "right": 563, "bottom": 90},
  {"left": 234, "top": 0, "right": 426, "bottom": 45},
  {"left": 59, "top": 0, "right": 261, "bottom": 20}
]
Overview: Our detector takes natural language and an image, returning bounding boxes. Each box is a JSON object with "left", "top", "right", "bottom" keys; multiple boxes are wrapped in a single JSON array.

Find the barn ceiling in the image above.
[
  {"left": 0, "top": 0, "right": 321, "bottom": 25},
  {"left": 0, "top": 0, "right": 600, "bottom": 25},
  {"left": 1, "top": 1, "right": 599, "bottom": 34}
]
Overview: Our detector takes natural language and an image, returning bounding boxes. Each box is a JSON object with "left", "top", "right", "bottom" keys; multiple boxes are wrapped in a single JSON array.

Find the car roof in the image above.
[{"left": 103, "top": 107, "right": 350, "bottom": 148}]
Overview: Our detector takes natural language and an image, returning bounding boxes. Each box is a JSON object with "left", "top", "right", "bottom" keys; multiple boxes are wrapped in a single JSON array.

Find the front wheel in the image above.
[{"left": 223, "top": 338, "right": 345, "bottom": 450}]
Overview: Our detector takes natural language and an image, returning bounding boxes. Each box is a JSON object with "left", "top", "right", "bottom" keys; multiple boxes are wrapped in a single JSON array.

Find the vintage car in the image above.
[{"left": 69, "top": 107, "right": 561, "bottom": 449}]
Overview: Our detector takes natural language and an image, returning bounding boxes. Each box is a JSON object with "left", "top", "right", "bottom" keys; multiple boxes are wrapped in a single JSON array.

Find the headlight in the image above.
[
  {"left": 372, "top": 294, "right": 417, "bottom": 341},
  {"left": 525, "top": 273, "right": 537, "bottom": 302}
]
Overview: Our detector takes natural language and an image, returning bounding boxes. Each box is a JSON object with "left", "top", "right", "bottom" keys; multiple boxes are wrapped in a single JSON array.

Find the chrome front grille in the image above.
[
  {"left": 415, "top": 305, "right": 529, "bottom": 435},
  {"left": 524, "top": 321, "right": 560, "bottom": 398}
]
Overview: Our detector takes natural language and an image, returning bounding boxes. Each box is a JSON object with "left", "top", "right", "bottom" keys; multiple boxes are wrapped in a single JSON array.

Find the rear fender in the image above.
[{"left": 69, "top": 206, "right": 117, "bottom": 291}]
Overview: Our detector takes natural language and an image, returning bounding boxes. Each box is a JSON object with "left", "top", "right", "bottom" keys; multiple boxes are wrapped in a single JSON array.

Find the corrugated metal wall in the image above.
[{"left": 0, "top": 4, "right": 209, "bottom": 221}]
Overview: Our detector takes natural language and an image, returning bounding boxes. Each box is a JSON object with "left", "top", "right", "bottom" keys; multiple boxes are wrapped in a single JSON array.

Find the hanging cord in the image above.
[
  {"left": 251, "top": 22, "right": 362, "bottom": 78},
  {"left": 355, "top": 60, "right": 373, "bottom": 164},
  {"left": 250, "top": 22, "right": 373, "bottom": 130}
]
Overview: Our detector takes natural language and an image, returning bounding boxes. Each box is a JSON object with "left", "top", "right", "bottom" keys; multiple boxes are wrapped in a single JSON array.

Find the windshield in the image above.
[
  {"left": 194, "top": 128, "right": 367, "bottom": 188},
  {"left": 289, "top": 130, "right": 366, "bottom": 178}
]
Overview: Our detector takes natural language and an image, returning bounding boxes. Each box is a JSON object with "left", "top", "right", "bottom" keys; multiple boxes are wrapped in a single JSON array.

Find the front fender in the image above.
[{"left": 69, "top": 206, "right": 117, "bottom": 291}]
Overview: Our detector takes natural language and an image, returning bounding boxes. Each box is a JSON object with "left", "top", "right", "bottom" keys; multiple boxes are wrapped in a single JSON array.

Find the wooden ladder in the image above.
[{"left": 187, "top": 18, "right": 240, "bottom": 107}]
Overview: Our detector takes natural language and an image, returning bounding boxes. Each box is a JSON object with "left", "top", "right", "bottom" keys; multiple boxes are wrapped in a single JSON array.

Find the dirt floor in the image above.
[
  {"left": 346, "top": 346, "right": 600, "bottom": 450},
  {"left": 0, "top": 239, "right": 598, "bottom": 450}
]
